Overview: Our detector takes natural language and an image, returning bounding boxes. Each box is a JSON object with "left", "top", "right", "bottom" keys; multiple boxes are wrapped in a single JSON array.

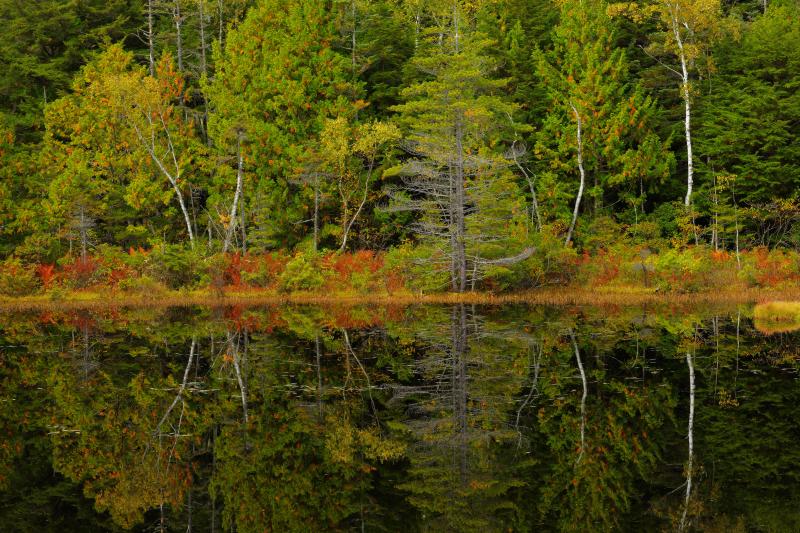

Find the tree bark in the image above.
[
  {"left": 565, "top": 102, "right": 585, "bottom": 247},
  {"left": 670, "top": 6, "right": 694, "bottom": 207},
  {"left": 131, "top": 118, "right": 196, "bottom": 247},
  {"left": 570, "top": 329, "right": 587, "bottom": 464},
  {"left": 147, "top": 0, "right": 156, "bottom": 76},
  {"left": 680, "top": 349, "right": 695, "bottom": 531},
  {"left": 173, "top": 0, "right": 184, "bottom": 71},
  {"left": 222, "top": 133, "right": 244, "bottom": 253},
  {"left": 339, "top": 160, "right": 375, "bottom": 252}
]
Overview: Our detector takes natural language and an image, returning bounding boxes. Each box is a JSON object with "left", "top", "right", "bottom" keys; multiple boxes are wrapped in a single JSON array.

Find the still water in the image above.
[{"left": 0, "top": 303, "right": 798, "bottom": 532}]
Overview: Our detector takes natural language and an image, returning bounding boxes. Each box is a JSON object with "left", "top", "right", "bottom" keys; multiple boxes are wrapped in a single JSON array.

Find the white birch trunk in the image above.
[
  {"left": 222, "top": 134, "right": 244, "bottom": 253},
  {"left": 670, "top": 7, "right": 694, "bottom": 207},
  {"left": 565, "top": 102, "right": 585, "bottom": 247}
]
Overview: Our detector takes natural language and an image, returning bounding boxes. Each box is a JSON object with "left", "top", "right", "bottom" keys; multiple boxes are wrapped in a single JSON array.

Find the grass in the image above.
[
  {"left": 753, "top": 301, "right": 800, "bottom": 334},
  {"left": 1, "top": 285, "right": 800, "bottom": 311}
]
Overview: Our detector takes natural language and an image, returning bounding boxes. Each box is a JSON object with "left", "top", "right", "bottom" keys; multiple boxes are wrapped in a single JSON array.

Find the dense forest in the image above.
[{"left": 1, "top": 0, "right": 799, "bottom": 296}]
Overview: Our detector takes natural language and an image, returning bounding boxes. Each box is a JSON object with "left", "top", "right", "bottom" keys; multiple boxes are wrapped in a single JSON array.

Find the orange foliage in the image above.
[
  {"left": 36, "top": 264, "right": 56, "bottom": 289},
  {"left": 751, "top": 247, "right": 800, "bottom": 287}
]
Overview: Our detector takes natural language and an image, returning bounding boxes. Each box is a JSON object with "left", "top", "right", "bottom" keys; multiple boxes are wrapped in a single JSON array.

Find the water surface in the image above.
[{"left": 1, "top": 303, "right": 798, "bottom": 532}]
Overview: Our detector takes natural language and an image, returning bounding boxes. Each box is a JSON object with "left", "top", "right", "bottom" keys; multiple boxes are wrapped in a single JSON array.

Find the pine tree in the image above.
[
  {"left": 391, "top": 1, "right": 533, "bottom": 292},
  {"left": 0, "top": 0, "right": 143, "bottom": 140}
]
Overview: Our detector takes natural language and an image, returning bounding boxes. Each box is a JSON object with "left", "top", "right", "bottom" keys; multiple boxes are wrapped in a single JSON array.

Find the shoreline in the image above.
[{"left": 1, "top": 287, "right": 798, "bottom": 311}]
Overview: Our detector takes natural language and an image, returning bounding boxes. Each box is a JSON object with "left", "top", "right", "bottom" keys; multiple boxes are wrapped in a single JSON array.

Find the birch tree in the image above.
[
  {"left": 317, "top": 117, "right": 400, "bottom": 252},
  {"left": 537, "top": 0, "right": 672, "bottom": 246},
  {"left": 610, "top": 0, "right": 727, "bottom": 207}
]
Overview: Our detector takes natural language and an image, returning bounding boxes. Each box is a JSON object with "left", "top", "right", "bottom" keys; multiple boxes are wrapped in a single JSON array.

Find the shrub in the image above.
[
  {"left": 59, "top": 255, "right": 101, "bottom": 288},
  {"left": 118, "top": 275, "right": 169, "bottom": 297},
  {"left": 277, "top": 253, "right": 326, "bottom": 293},
  {"left": 145, "top": 244, "right": 205, "bottom": 289},
  {"left": 383, "top": 244, "right": 447, "bottom": 293},
  {"left": 0, "top": 258, "right": 40, "bottom": 296},
  {"left": 738, "top": 247, "right": 800, "bottom": 288},
  {"left": 652, "top": 247, "right": 713, "bottom": 292}
]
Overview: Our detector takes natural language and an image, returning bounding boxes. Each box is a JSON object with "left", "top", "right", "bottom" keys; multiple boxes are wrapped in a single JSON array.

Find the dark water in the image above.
[{"left": 0, "top": 303, "right": 798, "bottom": 532}]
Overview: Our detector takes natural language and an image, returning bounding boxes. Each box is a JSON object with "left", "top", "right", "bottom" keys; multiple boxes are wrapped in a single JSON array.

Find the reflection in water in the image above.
[
  {"left": 0, "top": 304, "right": 799, "bottom": 531},
  {"left": 570, "top": 328, "right": 587, "bottom": 465},
  {"left": 681, "top": 349, "right": 695, "bottom": 532}
]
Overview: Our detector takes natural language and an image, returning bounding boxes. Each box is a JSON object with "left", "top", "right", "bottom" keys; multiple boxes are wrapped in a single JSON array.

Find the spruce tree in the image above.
[
  {"left": 205, "top": 0, "right": 357, "bottom": 249},
  {"left": 535, "top": 0, "right": 672, "bottom": 246}
]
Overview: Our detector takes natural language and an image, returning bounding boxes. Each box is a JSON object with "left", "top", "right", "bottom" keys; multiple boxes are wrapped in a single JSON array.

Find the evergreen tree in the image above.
[
  {"left": 392, "top": 1, "right": 532, "bottom": 292},
  {"left": 536, "top": 0, "right": 672, "bottom": 246},
  {"left": 0, "top": 0, "right": 143, "bottom": 141},
  {"left": 205, "top": 0, "right": 358, "bottom": 250},
  {"left": 696, "top": 3, "right": 800, "bottom": 208}
]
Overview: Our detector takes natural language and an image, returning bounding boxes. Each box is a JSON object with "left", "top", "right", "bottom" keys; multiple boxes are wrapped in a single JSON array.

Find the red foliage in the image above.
[
  {"left": 592, "top": 250, "right": 621, "bottom": 287},
  {"left": 36, "top": 264, "right": 56, "bottom": 289},
  {"left": 60, "top": 256, "right": 99, "bottom": 287},
  {"left": 751, "top": 247, "right": 799, "bottom": 287},
  {"left": 324, "top": 251, "right": 384, "bottom": 283}
]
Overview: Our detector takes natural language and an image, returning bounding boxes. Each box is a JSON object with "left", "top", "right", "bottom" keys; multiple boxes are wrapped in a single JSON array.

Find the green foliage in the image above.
[
  {"left": 383, "top": 243, "right": 449, "bottom": 292},
  {"left": 696, "top": 3, "right": 800, "bottom": 206},
  {"left": 535, "top": 0, "right": 672, "bottom": 233},
  {"left": 277, "top": 253, "right": 326, "bottom": 293},
  {"left": 117, "top": 275, "right": 169, "bottom": 297},
  {"left": 145, "top": 244, "right": 207, "bottom": 289},
  {"left": 0, "top": 0, "right": 797, "bottom": 294},
  {"left": 205, "top": 0, "right": 358, "bottom": 249},
  {"left": 0, "top": 257, "right": 40, "bottom": 296}
]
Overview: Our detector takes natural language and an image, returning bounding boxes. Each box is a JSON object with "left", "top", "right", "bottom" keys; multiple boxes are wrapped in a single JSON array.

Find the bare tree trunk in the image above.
[
  {"left": 198, "top": 0, "right": 208, "bottom": 77},
  {"left": 510, "top": 141, "right": 541, "bottom": 232},
  {"left": 147, "top": 0, "right": 156, "bottom": 76},
  {"left": 735, "top": 214, "right": 740, "bottom": 266},
  {"left": 78, "top": 205, "right": 88, "bottom": 263},
  {"left": 173, "top": 1, "right": 184, "bottom": 71},
  {"left": 570, "top": 329, "right": 587, "bottom": 464},
  {"left": 155, "top": 338, "right": 196, "bottom": 436},
  {"left": 131, "top": 119, "right": 196, "bottom": 247},
  {"left": 240, "top": 193, "right": 247, "bottom": 253},
  {"left": 451, "top": 304, "right": 469, "bottom": 483},
  {"left": 452, "top": 6, "right": 467, "bottom": 292},
  {"left": 454, "top": 116, "right": 467, "bottom": 292},
  {"left": 310, "top": 174, "right": 320, "bottom": 253},
  {"left": 712, "top": 174, "right": 719, "bottom": 251},
  {"left": 315, "top": 335, "right": 323, "bottom": 422},
  {"left": 565, "top": 103, "right": 585, "bottom": 247},
  {"left": 339, "top": 160, "right": 375, "bottom": 252},
  {"left": 228, "top": 332, "right": 248, "bottom": 424},
  {"left": 670, "top": 8, "right": 695, "bottom": 207},
  {"left": 217, "top": 0, "right": 224, "bottom": 46},
  {"left": 222, "top": 133, "right": 244, "bottom": 253}
]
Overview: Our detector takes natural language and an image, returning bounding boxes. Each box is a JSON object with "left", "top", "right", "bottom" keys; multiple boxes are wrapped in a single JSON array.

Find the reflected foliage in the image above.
[{"left": 0, "top": 303, "right": 799, "bottom": 531}]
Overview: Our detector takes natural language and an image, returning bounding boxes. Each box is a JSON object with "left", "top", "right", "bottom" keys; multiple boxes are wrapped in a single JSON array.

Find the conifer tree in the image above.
[
  {"left": 392, "top": 1, "right": 533, "bottom": 292},
  {"left": 696, "top": 3, "right": 800, "bottom": 207},
  {"left": 536, "top": 0, "right": 672, "bottom": 246},
  {"left": 205, "top": 0, "right": 357, "bottom": 249}
]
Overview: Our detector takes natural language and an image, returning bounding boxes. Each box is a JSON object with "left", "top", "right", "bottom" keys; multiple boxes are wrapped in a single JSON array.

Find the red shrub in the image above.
[{"left": 36, "top": 264, "right": 56, "bottom": 289}]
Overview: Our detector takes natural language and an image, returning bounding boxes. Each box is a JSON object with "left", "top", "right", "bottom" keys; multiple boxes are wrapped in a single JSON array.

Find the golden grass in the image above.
[
  {"left": 1, "top": 286, "right": 799, "bottom": 312},
  {"left": 753, "top": 301, "right": 800, "bottom": 334}
]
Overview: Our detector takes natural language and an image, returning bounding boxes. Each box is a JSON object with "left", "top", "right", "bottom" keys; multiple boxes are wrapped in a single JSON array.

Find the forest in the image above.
[{"left": 1, "top": 0, "right": 799, "bottom": 298}]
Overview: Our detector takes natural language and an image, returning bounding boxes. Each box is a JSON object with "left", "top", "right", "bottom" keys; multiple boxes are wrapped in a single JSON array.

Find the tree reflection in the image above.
[{"left": 0, "top": 305, "right": 800, "bottom": 530}]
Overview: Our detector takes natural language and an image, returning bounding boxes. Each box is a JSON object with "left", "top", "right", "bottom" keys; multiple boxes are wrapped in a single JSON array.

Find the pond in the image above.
[{"left": 0, "top": 303, "right": 798, "bottom": 532}]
